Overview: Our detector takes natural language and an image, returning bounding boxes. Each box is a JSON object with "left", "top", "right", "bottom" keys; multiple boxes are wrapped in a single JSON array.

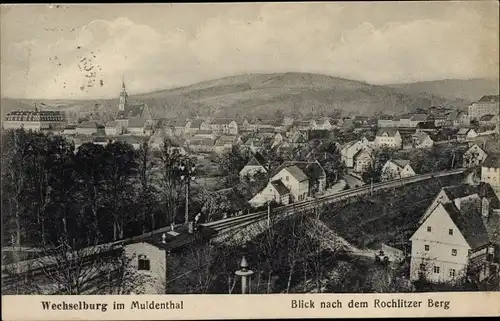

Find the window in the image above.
[
  {"left": 451, "top": 249, "right": 457, "bottom": 256},
  {"left": 419, "top": 264, "right": 426, "bottom": 271},
  {"left": 425, "top": 245, "right": 430, "bottom": 251},
  {"left": 449, "top": 229, "right": 453, "bottom": 235},
  {"left": 449, "top": 269, "right": 456, "bottom": 277},
  {"left": 138, "top": 255, "right": 150, "bottom": 271},
  {"left": 427, "top": 226, "right": 432, "bottom": 232},
  {"left": 433, "top": 266, "right": 440, "bottom": 273}
]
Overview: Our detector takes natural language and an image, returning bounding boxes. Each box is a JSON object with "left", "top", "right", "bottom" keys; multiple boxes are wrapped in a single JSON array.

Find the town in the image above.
[
  {"left": 1, "top": 2, "right": 499, "bottom": 298},
  {"left": 1, "top": 79, "right": 499, "bottom": 295}
]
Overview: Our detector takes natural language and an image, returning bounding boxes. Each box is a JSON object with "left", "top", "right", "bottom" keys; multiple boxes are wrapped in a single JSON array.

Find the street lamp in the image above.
[{"left": 177, "top": 158, "right": 196, "bottom": 227}]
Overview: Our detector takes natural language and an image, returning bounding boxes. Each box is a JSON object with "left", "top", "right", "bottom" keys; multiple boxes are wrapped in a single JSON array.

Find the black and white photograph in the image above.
[{"left": 1, "top": 2, "right": 499, "bottom": 314}]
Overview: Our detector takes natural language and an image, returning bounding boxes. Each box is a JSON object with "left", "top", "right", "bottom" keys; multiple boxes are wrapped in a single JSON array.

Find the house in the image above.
[
  {"left": 447, "top": 111, "right": 466, "bottom": 127},
  {"left": 76, "top": 121, "right": 99, "bottom": 136},
  {"left": 210, "top": 118, "right": 238, "bottom": 135},
  {"left": 432, "top": 115, "right": 448, "bottom": 127},
  {"left": 276, "top": 161, "right": 327, "bottom": 194},
  {"left": 341, "top": 140, "right": 364, "bottom": 168},
  {"left": 314, "top": 118, "right": 333, "bottom": 130},
  {"left": 457, "top": 128, "right": 478, "bottom": 142},
  {"left": 289, "top": 131, "right": 308, "bottom": 148},
  {"left": 92, "top": 136, "right": 110, "bottom": 147},
  {"left": 479, "top": 114, "right": 498, "bottom": 127},
  {"left": 193, "top": 130, "right": 217, "bottom": 140},
  {"left": 381, "top": 159, "right": 416, "bottom": 181},
  {"left": 3, "top": 108, "right": 66, "bottom": 131},
  {"left": 398, "top": 114, "right": 413, "bottom": 127},
  {"left": 468, "top": 95, "right": 500, "bottom": 121},
  {"left": 481, "top": 154, "right": 500, "bottom": 190},
  {"left": 463, "top": 143, "right": 490, "bottom": 167},
  {"left": 239, "top": 152, "right": 269, "bottom": 180},
  {"left": 271, "top": 133, "right": 284, "bottom": 148},
  {"left": 122, "top": 241, "right": 168, "bottom": 294},
  {"left": 411, "top": 183, "right": 500, "bottom": 283},
  {"left": 409, "top": 201, "right": 497, "bottom": 283},
  {"left": 248, "top": 180, "right": 291, "bottom": 208},
  {"left": 185, "top": 119, "right": 203, "bottom": 135},
  {"left": 187, "top": 138, "right": 215, "bottom": 153},
  {"left": 353, "top": 147, "right": 374, "bottom": 174},
  {"left": 374, "top": 128, "right": 402, "bottom": 149},
  {"left": 105, "top": 121, "right": 122, "bottom": 136},
  {"left": 127, "top": 117, "right": 149, "bottom": 136},
  {"left": 378, "top": 115, "right": 395, "bottom": 128},
  {"left": 214, "top": 136, "right": 236, "bottom": 153},
  {"left": 62, "top": 124, "right": 77, "bottom": 135},
  {"left": 412, "top": 132, "right": 434, "bottom": 148},
  {"left": 200, "top": 120, "right": 212, "bottom": 131},
  {"left": 409, "top": 114, "right": 429, "bottom": 127},
  {"left": 270, "top": 165, "right": 309, "bottom": 202}
]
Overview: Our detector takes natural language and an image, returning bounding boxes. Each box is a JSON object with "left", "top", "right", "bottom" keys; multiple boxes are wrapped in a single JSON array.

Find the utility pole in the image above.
[
  {"left": 179, "top": 158, "right": 196, "bottom": 228},
  {"left": 451, "top": 151, "right": 456, "bottom": 169},
  {"left": 267, "top": 201, "right": 271, "bottom": 229}
]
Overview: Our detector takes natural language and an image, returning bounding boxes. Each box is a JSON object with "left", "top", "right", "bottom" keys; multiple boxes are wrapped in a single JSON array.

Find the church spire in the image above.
[{"left": 118, "top": 76, "right": 128, "bottom": 112}]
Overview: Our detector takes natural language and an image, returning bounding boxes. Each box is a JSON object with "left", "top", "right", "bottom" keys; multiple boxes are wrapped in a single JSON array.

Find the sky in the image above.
[{"left": 1, "top": 2, "right": 499, "bottom": 99}]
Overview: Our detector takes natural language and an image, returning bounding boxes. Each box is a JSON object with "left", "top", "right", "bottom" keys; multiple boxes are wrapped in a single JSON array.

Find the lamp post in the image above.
[
  {"left": 178, "top": 158, "right": 196, "bottom": 227},
  {"left": 235, "top": 256, "right": 254, "bottom": 294}
]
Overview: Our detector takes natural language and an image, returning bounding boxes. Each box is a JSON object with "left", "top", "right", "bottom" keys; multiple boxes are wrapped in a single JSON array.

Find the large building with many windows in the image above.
[
  {"left": 3, "top": 106, "right": 66, "bottom": 131},
  {"left": 468, "top": 95, "right": 499, "bottom": 121}
]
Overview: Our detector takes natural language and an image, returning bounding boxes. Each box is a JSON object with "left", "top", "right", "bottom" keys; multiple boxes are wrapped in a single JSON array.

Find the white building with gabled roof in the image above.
[{"left": 380, "top": 159, "right": 416, "bottom": 181}]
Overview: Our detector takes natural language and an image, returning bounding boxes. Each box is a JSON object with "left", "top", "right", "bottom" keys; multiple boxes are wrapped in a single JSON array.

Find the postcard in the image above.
[{"left": 1, "top": 2, "right": 499, "bottom": 320}]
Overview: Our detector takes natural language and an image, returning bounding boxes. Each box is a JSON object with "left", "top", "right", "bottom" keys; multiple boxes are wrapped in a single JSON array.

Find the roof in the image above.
[
  {"left": 115, "top": 136, "right": 143, "bottom": 145},
  {"left": 189, "top": 138, "right": 215, "bottom": 146},
  {"left": 391, "top": 159, "right": 410, "bottom": 168},
  {"left": 211, "top": 118, "right": 234, "bottom": 125},
  {"left": 116, "top": 103, "right": 146, "bottom": 119},
  {"left": 246, "top": 152, "right": 268, "bottom": 168},
  {"left": 442, "top": 183, "right": 500, "bottom": 209},
  {"left": 376, "top": 128, "right": 399, "bottom": 137},
  {"left": 483, "top": 153, "right": 500, "bottom": 168},
  {"left": 106, "top": 121, "right": 118, "bottom": 127},
  {"left": 277, "top": 161, "right": 326, "bottom": 182},
  {"left": 64, "top": 124, "right": 77, "bottom": 130},
  {"left": 271, "top": 180, "right": 290, "bottom": 195},
  {"left": 442, "top": 202, "right": 490, "bottom": 249},
  {"left": 77, "top": 121, "right": 98, "bottom": 129},
  {"left": 480, "top": 114, "right": 496, "bottom": 121},
  {"left": 353, "top": 147, "right": 374, "bottom": 159},
  {"left": 194, "top": 129, "right": 214, "bottom": 135},
  {"left": 477, "top": 95, "right": 499, "bottom": 103},
  {"left": 189, "top": 119, "right": 204, "bottom": 128},
  {"left": 281, "top": 165, "right": 308, "bottom": 182},
  {"left": 457, "top": 128, "right": 474, "bottom": 135},
  {"left": 93, "top": 136, "right": 109, "bottom": 143},
  {"left": 413, "top": 132, "right": 431, "bottom": 145},
  {"left": 410, "top": 114, "right": 428, "bottom": 122},
  {"left": 128, "top": 116, "right": 146, "bottom": 128}
]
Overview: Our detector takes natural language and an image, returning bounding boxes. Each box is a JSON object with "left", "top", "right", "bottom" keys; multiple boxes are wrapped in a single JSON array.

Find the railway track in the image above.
[{"left": 200, "top": 168, "right": 467, "bottom": 235}]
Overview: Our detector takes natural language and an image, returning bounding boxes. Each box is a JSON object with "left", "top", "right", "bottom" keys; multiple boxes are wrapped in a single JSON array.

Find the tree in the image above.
[
  {"left": 217, "top": 146, "right": 249, "bottom": 186},
  {"left": 157, "top": 137, "right": 184, "bottom": 226},
  {"left": 73, "top": 143, "right": 108, "bottom": 242},
  {"left": 136, "top": 139, "right": 159, "bottom": 232},
  {"left": 102, "top": 142, "right": 138, "bottom": 240}
]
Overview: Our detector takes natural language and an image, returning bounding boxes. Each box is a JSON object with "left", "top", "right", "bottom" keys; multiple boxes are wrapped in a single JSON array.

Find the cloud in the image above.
[{"left": 1, "top": 3, "right": 498, "bottom": 99}]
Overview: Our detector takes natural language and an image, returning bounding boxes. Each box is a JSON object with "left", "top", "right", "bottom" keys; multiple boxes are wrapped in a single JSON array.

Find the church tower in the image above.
[{"left": 118, "top": 77, "right": 128, "bottom": 112}]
